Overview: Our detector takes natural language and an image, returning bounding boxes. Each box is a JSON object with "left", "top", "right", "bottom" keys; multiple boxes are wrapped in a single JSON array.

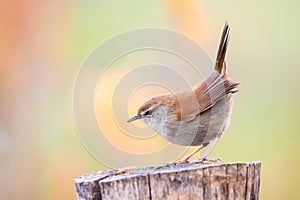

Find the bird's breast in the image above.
[{"left": 155, "top": 96, "right": 234, "bottom": 146}]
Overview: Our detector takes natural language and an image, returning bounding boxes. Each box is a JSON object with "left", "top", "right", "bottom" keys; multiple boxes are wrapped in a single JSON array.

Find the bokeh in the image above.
[{"left": 1, "top": 0, "right": 299, "bottom": 199}]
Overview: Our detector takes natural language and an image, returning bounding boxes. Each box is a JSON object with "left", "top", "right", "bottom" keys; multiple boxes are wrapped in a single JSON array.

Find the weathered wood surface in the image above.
[{"left": 74, "top": 161, "right": 261, "bottom": 200}]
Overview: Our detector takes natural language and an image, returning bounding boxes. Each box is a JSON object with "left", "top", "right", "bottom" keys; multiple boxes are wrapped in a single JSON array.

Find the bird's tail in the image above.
[{"left": 215, "top": 22, "right": 230, "bottom": 77}]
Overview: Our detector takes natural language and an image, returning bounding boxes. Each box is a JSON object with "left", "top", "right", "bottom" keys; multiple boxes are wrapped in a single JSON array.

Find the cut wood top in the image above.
[{"left": 75, "top": 161, "right": 261, "bottom": 200}]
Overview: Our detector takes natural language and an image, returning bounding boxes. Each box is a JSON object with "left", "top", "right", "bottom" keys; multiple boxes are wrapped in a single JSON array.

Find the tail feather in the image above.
[
  {"left": 193, "top": 23, "right": 239, "bottom": 112},
  {"left": 215, "top": 22, "right": 230, "bottom": 77}
]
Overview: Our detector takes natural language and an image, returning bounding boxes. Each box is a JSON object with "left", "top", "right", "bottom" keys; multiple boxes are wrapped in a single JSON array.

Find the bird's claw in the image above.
[
  {"left": 165, "top": 158, "right": 191, "bottom": 165},
  {"left": 190, "top": 157, "right": 223, "bottom": 164}
]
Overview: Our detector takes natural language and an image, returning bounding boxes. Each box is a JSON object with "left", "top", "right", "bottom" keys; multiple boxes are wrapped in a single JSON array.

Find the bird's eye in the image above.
[{"left": 144, "top": 110, "right": 152, "bottom": 116}]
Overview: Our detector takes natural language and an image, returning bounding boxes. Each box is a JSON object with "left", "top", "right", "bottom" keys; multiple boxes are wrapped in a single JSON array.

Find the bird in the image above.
[{"left": 127, "top": 23, "right": 239, "bottom": 163}]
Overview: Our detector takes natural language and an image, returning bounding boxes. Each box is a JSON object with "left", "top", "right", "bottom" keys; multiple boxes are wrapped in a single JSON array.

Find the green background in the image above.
[{"left": 0, "top": 0, "right": 299, "bottom": 199}]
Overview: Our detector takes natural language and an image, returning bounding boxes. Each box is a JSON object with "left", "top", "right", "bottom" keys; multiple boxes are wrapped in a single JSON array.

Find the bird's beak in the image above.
[{"left": 127, "top": 115, "right": 141, "bottom": 123}]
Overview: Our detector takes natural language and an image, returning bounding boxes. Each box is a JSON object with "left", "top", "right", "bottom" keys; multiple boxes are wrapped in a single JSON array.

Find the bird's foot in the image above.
[
  {"left": 191, "top": 157, "right": 223, "bottom": 164},
  {"left": 166, "top": 145, "right": 206, "bottom": 165},
  {"left": 165, "top": 157, "right": 190, "bottom": 165},
  {"left": 174, "top": 157, "right": 191, "bottom": 164}
]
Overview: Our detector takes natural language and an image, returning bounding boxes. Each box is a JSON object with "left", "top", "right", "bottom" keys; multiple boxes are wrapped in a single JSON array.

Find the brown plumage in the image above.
[
  {"left": 215, "top": 22, "right": 230, "bottom": 77},
  {"left": 128, "top": 23, "right": 239, "bottom": 163}
]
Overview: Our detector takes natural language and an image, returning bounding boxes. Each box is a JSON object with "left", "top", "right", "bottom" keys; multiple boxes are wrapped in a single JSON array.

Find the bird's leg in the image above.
[
  {"left": 173, "top": 144, "right": 207, "bottom": 164},
  {"left": 193, "top": 137, "right": 222, "bottom": 163}
]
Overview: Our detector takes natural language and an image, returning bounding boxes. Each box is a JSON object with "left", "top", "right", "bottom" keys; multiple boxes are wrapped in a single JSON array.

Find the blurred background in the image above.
[{"left": 1, "top": 0, "right": 300, "bottom": 199}]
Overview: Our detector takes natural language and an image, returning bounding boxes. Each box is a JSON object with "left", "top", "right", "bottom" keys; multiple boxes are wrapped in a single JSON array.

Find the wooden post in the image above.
[{"left": 74, "top": 161, "right": 261, "bottom": 200}]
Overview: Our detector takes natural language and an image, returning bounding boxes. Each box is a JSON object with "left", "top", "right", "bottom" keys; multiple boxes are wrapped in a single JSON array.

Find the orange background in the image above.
[{"left": 0, "top": 0, "right": 299, "bottom": 199}]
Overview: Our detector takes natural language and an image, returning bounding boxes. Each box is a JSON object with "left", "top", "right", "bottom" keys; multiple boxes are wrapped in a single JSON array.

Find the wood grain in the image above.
[{"left": 74, "top": 161, "right": 261, "bottom": 200}]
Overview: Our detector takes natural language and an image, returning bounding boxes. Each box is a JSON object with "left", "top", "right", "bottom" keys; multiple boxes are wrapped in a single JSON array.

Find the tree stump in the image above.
[{"left": 74, "top": 161, "right": 261, "bottom": 200}]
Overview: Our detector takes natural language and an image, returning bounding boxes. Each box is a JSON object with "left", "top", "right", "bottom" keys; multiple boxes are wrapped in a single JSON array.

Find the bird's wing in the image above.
[{"left": 193, "top": 70, "right": 238, "bottom": 113}]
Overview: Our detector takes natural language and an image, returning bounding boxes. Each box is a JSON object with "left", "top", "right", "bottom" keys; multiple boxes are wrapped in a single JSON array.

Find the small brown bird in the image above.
[{"left": 127, "top": 23, "right": 238, "bottom": 163}]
